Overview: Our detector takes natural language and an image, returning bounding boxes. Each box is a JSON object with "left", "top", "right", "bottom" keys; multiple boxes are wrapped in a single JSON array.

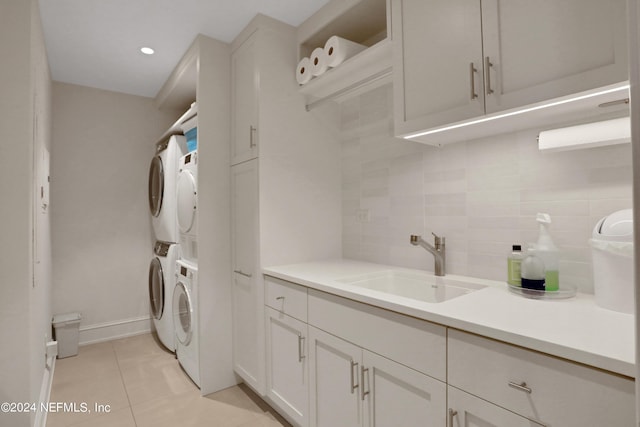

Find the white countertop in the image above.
[{"left": 263, "top": 259, "right": 635, "bottom": 378}]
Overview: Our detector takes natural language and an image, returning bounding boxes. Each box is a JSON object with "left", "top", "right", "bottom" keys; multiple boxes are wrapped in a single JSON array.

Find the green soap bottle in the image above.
[{"left": 507, "top": 245, "right": 523, "bottom": 286}]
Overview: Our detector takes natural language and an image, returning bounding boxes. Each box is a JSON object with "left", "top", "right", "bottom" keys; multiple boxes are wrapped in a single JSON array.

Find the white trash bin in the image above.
[
  {"left": 52, "top": 312, "right": 81, "bottom": 358},
  {"left": 589, "top": 209, "right": 634, "bottom": 314}
]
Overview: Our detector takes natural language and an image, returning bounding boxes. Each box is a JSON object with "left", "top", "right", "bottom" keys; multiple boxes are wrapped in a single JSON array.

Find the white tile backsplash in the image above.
[{"left": 341, "top": 84, "right": 633, "bottom": 293}]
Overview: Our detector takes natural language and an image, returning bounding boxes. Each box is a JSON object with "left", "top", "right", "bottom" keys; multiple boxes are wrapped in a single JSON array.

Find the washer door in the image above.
[
  {"left": 173, "top": 281, "right": 193, "bottom": 345},
  {"left": 176, "top": 170, "right": 196, "bottom": 233},
  {"left": 148, "top": 257, "right": 164, "bottom": 320},
  {"left": 148, "top": 156, "right": 164, "bottom": 217}
]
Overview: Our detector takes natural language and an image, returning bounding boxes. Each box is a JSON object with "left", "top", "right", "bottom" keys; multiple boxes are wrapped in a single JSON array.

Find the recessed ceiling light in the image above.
[{"left": 140, "top": 47, "right": 155, "bottom": 55}]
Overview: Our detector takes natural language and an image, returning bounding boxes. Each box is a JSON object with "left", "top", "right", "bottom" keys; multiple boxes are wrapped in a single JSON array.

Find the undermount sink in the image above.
[{"left": 336, "top": 270, "right": 487, "bottom": 303}]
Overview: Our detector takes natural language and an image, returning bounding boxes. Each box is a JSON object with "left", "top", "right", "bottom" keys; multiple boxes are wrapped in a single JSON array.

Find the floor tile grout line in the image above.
[{"left": 111, "top": 339, "right": 139, "bottom": 427}]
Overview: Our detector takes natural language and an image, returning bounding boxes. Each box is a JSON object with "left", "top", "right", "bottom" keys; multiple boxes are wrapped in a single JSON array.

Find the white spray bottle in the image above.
[{"left": 535, "top": 213, "right": 560, "bottom": 291}]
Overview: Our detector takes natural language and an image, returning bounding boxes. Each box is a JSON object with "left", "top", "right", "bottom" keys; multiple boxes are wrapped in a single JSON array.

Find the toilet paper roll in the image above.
[
  {"left": 296, "top": 57, "right": 312, "bottom": 85},
  {"left": 324, "top": 36, "right": 366, "bottom": 68},
  {"left": 310, "top": 47, "right": 329, "bottom": 76}
]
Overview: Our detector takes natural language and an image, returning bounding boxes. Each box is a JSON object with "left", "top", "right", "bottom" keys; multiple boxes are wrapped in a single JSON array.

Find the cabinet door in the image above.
[
  {"left": 482, "top": 0, "right": 628, "bottom": 113},
  {"left": 393, "top": 0, "right": 485, "bottom": 134},
  {"left": 265, "top": 307, "right": 309, "bottom": 427},
  {"left": 308, "top": 326, "right": 361, "bottom": 427},
  {"left": 362, "top": 350, "right": 446, "bottom": 427},
  {"left": 231, "top": 33, "right": 259, "bottom": 165},
  {"left": 231, "top": 160, "right": 262, "bottom": 391},
  {"left": 448, "top": 387, "right": 544, "bottom": 427}
]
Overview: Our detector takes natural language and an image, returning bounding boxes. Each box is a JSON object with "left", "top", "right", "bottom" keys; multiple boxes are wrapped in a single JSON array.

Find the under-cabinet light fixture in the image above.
[{"left": 403, "top": 84, "right": 631, "bottom": 140}]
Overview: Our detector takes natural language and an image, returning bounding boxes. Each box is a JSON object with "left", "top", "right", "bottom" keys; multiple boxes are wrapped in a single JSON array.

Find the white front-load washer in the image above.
[
  {"left": 176, "top": 151, "right": 198, "bottom": 263},
  {"left": 173, "top": 260, "right": 199, "bottom": 387},
  {"left": 148, "top": 241, "right": 179, "bottom": 352},
  {"left": 149, "top": 135, "right": 186, "bottom": 243}
]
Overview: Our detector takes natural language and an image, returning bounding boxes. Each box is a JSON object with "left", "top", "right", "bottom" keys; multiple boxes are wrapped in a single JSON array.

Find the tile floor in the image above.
[{"left": 47, "top": 333, "right": 291, "bottom": 427}]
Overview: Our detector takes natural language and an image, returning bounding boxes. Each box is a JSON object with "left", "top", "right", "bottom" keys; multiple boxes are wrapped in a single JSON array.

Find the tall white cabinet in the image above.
[
  {"left": 229, "top": 14, "right": 342, "bottom": 398},
  {"left": 393, "top": 0, "right": 629, "bottom": 137}
]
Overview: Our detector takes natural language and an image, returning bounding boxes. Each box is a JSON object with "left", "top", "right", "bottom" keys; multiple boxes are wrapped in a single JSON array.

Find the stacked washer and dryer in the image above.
[{"left": 148, "top": 104, "right": 200, "bottom": 388}]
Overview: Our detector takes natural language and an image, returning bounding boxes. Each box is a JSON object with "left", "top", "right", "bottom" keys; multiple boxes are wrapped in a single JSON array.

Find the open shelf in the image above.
[{"left": 296, "top": 0, "right": 390, "bottom": 109}]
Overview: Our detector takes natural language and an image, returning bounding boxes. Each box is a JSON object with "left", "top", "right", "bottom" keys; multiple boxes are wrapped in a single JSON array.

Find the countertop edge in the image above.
[{"left": 263, "top": 261, "right": 635, "bottom": 379}]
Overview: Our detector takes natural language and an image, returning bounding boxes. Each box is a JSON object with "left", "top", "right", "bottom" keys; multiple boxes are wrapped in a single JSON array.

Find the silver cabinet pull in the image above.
[
  {"left": 485, "top": 56, "right": 494, "bottom": 95},
  {"left": 233, "top": 270, "right": 252, "bottom": 278},
  {"left": 469, "top": 62, "right": 478, "bottom": 100},
  {"left": 249, "top": 125, "right": 257, "bottom": 148},
  {"left": 298, "top": 334, "right": 305, "bottom": 362},
  {"left": 276, "top": 296, "right": 284, "bottom": 300},
  {"left": 361, "top": 366, "right": 370, "bottom": 401},
  {"left": 508, "top": 381, "right": 532, "bottom": 394},
  {"left": 448, "top": 408, "right": 458, "bottom": 427},
  {"left": 350, "top": 360, "right": 359, "bottom": 394}
]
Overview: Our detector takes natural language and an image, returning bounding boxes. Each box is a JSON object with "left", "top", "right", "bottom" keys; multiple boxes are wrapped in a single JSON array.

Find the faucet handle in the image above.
[{"left": 431, "top": 232, "right": 445, "bottom": 246}]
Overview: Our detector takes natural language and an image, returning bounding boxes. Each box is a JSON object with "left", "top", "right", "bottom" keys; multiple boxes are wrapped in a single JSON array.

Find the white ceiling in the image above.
[{"left": 38, "top": 0, "right": 330, "bottom": 98}]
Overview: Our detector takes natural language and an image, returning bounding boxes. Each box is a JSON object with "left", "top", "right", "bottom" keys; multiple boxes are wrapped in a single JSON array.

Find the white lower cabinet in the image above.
[
  {"left": 265, "top": 307, "right": 309, "bottom": 427},
  {"left": 308, "top": 326, "right": 446, "bottom": 427},
  {"left": 448, "top": 386, "right": 544, "bottom": 427},
  {"left": 448, "top": 329, "right": 635, "bottom": 427},
  {"left": 263, "top": 278, "right": 634, "bottom": 427},
  {"left": 308, "top": 326, "right": 361, "bottom": 427},
  {"left": 362, "top": 350, "right": 446, "bottom": 427}
]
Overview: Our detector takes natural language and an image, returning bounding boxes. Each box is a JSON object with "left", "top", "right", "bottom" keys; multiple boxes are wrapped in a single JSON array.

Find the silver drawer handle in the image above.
[
  {"left": 508, "top": 381, "right": 532, "bottom": 394},
  {"left": 249, "top": 125, "right": 257, "bottom": 148},
  {"left": 276, "top": 296, "right": 284, "bottom": 300},
  {"left": 233, "top": 270, "right": 252, "bottom": 278},
  {"left": 298, "top": 334, "right": 305, "bottom": 362},
  {"left": 350, "top": 360, "right": 359, "bottom": 394},
  {"left": 485, "top": 56, "right": 494, "bottom": 95},
  {"left": 469, "top": 62, "right": 478, "bottom": 100},
  {"left": 448, "top": 408, "right": 458, "bottom": 427},
  {"left": 361, "top": 366, "right": 370, "bottom": 401}
]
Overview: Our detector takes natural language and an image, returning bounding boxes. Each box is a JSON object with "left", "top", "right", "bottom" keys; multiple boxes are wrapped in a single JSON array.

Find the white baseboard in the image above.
[
  {"left": 34, "top": 343, "right": 57, "bottom": 427},
  {"left": 79, "top": 315, "right": 153, "bottom": 346}
]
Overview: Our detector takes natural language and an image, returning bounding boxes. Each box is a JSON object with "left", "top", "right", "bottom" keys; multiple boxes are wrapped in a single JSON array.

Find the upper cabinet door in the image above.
[
  {"left": 393, "top": 0, "right": 485, "bottom": 134},
  {"left": 231, "top": 33, "right": 259, "bottom": 165},
  {"left": 482, "top": 0, "right": 628, "bottom": 114}
]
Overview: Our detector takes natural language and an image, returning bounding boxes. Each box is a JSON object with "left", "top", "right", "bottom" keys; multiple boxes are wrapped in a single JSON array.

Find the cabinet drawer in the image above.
[
  {"left": 265, "top": 276, "right": 307, "bottom": 322},
  {"left": 308, "top": 289, "right": 446, "bottom": 381},
  {"left": 448, "top": 329, "right": 635, "bottom": 427}
]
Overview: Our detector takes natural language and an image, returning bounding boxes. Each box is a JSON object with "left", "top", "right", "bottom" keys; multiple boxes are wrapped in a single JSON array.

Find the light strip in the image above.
[{"left": 403, "top": 84, "right": 631, "bottom": 140}]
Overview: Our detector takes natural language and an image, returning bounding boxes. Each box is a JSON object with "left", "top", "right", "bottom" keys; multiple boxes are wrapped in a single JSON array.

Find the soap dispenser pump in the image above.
[{"left": 535, "top": 213, "right": 560, "bottom": 291}]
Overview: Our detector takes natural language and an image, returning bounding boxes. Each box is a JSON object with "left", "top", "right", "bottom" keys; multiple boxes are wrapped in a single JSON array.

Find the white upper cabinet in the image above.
[
  {"left": 482, "top": 0, "right": 628, "bottom": 114},
  {"left": 231, "top": 33, "right": 259, "bottom": 165},
  {"left": 392, "top": 0, "right": 485, "bottom": 133},
  {"left": 393, "top": 0, "right": 629, "bottom": 140}
]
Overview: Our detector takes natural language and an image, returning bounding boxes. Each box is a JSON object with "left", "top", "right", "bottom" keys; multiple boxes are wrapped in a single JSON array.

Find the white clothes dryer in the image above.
[
  {"left": 148, "top": 241, "right": 179, "bottom": 352},
  {"left": 173, "top": 260, "right": 200, "bottom": 387},
  {"left": 176, "top": 151, "right": 198, "bottom": 263},
  {"left": 149, "top": 135, "right": 186, "bottom": 243}
]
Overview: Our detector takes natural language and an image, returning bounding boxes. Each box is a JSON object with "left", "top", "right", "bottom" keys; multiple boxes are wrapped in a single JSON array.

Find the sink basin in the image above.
[{"left": 336, "top": 270, "right": 486, "bottom": 303}]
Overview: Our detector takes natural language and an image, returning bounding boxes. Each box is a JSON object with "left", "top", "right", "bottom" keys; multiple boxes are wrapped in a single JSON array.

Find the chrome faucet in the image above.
[{"left": 410, "top": 233, "right": 446, "bottom": 276}]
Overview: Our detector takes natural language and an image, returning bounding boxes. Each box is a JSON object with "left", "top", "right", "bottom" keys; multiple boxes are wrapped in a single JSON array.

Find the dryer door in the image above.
[
  {"left": 176, "top": 170, "right": 197, "bottom": 233},
  {"left": 173, "top": 281, "right": 193, "bottom": 345},
  {"left": 148, "top": 156, "right": 164, "bottom": 217},
  {"left": 148, "top": 257, "right": 164, "bottom": 320}
]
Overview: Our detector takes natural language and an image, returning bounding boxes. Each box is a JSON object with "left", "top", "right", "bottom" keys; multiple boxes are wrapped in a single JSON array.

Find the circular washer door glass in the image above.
[
  {"left": 148, "top": 156, "right": 164, "bottom": 217},
  {"left": 173, "top": 282, "right": 192, "bottom": 345},
  {"left": 176, "top": 170, "right": 196, "bottom": 233},
  {"left": 148, "top": 258, "right": 164, "bottom": 320}
]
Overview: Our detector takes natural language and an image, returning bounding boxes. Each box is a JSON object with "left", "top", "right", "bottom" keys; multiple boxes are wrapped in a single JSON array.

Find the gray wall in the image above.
[
  {"left": 51, "top": 82, "right": 181, "bottom": 344},
  {"left": 0, "top": 1, "right": 53, "bottom": 426}
]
